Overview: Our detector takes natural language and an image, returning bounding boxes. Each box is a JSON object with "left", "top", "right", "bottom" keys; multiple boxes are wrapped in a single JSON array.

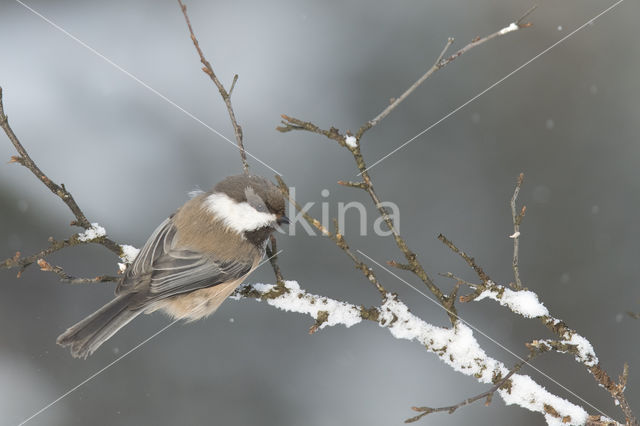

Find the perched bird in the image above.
[{"left": 57, "top": 174, "right": 289, "bottom": 358}]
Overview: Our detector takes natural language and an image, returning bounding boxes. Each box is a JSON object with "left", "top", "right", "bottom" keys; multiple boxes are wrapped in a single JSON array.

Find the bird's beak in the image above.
[{"left": 277, "top": 214, "right": 290, "bottom": 225}]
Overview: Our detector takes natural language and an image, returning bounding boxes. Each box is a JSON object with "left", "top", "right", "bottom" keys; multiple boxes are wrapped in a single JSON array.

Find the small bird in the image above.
[{"left": 57, "top": 174, "right": 289, "bottom": 358}]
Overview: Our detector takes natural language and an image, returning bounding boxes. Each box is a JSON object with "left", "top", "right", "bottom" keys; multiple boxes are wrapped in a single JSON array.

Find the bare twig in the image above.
[
  {"left": 360, "top": 37, "right": 454, "bottom": 136},
  {"left": 275, "top": 176, "right": 387, "bottom": 297},
  {"left": 265, "top": 234, "right": 285, "bottom": 288},
  {"left": 439, "top": 272, "right": 481, "bottom": 291},
  {"left": 271, "top": 6, "right": 539, "bottom": 322},
  {"left": 1, "top": 234, "right": 110, "bottom": 277},
  {"left": 0, "top": 87, "right": 122, "bottom": 258},
  {"left": 229, "top": 74, "right": 239, "bottom": 97},
  {"left": 437, "top": 234, "right": 492, "bottom": 285},
  {"left": 510, "top": 172, "right": 526, "bottom": 289},
  {"left": 36, "top": 259, "right": 118, "bottom": 284},
  {"left": 178, "top": 0, "right": 249, "bottom": 174},
  {"left": 355, "top": 5, "right": 537, "bottom": 139},
  {"left": 177, "top": 0, "right": 291, "bottom": 287},
  {"left": 405, "top": 353, "right": 532, "bottom": 423},
  {"left": 387, "top": 260, "right": 413, "bottom": 271},
  {"left": 277, "top": 115, "right": 345, "bottom": 147},
  {"left": 279, "top": 114, "right": 456, "bottom": 321},
  {"left": 276, "top": 7, "right": 539, "bottom": 325},
  {"left": 588, "top": 363, "right": 637, "bottom": 426},
  {"left": 337, "top": 180, "right": 368, "bottom": 190}
]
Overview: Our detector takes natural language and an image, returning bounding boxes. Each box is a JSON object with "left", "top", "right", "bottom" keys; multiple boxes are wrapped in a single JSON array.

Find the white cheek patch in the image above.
[{"left": 205, "top": 192, "right": 276, "bottom": 233}]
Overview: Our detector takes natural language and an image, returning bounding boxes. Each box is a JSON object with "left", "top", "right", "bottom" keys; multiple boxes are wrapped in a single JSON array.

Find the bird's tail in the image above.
[{"left": 57, "top": 293, "right": 142, "bottom": 359}]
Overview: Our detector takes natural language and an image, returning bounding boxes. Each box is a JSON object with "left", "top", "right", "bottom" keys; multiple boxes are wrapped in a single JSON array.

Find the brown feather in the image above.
[{"left": 173, "top": 193, "right": 262, "bottom": 261}]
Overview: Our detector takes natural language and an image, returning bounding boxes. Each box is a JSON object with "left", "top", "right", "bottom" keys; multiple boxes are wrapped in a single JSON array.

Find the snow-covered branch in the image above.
[
  {"left": 233, "top": 280, "right": 592, "bottom": 425},
  {"left": 475, "top": 281, "right": 597, "bottom": 367},
  {"left": 436, "top": 176, "right": 636, "bottom": 425}
]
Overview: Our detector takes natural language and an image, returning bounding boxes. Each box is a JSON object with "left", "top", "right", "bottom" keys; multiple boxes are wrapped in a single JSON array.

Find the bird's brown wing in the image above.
[{"left": 116, "top": 218, "right": 253, "bottom": 305}]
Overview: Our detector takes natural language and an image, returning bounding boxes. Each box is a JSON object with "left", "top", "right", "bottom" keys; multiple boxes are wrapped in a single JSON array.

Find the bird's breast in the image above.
[{"left": 151, "top": 276, "right": 248, "bottom": 321}]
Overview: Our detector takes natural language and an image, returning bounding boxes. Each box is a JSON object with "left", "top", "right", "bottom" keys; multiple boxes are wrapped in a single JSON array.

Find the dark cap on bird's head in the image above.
[{"left": 213, "top": 174, "right": 288, "bottom": 225}]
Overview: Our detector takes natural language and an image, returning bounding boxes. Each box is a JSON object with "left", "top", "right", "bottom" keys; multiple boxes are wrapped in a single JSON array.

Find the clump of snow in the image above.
[
  {"left": 476, "top": 284, "right": 598, "bottom": 367},
  {"left": 566, "top": 334, "right": 598, "bottom": 366},
  {"left": 499, "top": 375, "right": 588, "bottom": 425},
  {"left": 378, "top": 295, "right": 503, "bottom": 382},
  {"left": 77, "top": 223, "right": 106, "bottom": 242},
  {"left": 117, "top": 244, "right": 140, "bottom": 272},
  {"left": 120, "top": 245, "right": 139, "bottom": 263},
  {"left": 238, "top": 281, "right": 362, "bottom": 329},
  {"left": 476, "top": 285, "right": 549, "bottom": 318},
  {"left": 509, "top": 231, "right": 521, "bottom": 238},
  {"left": 344, "top": 135, "right": 357, "bottom": 148},
  {"left": 535, "top": 334, "right": 598, "bottom": 367},
  {"left": 499, "top": 22, "right": 519, "bottom": 35},
  {"left": 252, "top": 283, "right": 276, "bottom": 293},
  {"left": 228, "top": 284, "right": 274, "bottom": 301}
]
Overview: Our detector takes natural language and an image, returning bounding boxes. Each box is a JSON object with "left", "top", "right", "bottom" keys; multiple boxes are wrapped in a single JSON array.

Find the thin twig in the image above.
[
  {"left": 337, "top": 180, "right": 368, "bottom": 190},
  {"left": 387, "top": 260, "right": 413, "bottom": 271},
  {"left": 229, "top": 74, "right": 239, "bottom": 97},
  {"left": 276, "top": 8, "right": 538, "bottom": 325},
  {"left": 265, "top": 234, "right": 285, "bottom": 288},
  {"left": 279, "top": 115, "right": 456, "bottom": 323},
  {"left": 437, "top": 234, "right": 492, "bottom": 284},
  {"left": 178, "top": 0, "right": 289, "bottom": 286},
  {"left": 587, "top": 363, "right": 637, "bottom": 426},
  {"left": 438, "top": 272, "right": 480, "bottom": 289},
  {"left": 406, "top": 353, "right": 533, "bottom": 423},
  {"left": 359, "top": 37, "right": 454, "bottom": 136},
  {"left": 438, "top": 4, "right": 537, "bottom": 66},
  {"left": 275, "top": 176, "right": 387, "bottom": 297},
  {"left": 0, "top": 87, "right": 122, "bottom": 258},
  {"left": 3, "top": 235, "right": 91, "bottom": 276},
  {"left": 510, "top": 172, "right": 525, "bottom": 289},
  {"left": 36, "top": 259, "right": 118, "bottom": 284},
  {"left": 355, "top": 5, "right": 536, "bottom": 139},
  {"left": 277, "top": 115, "right": 345, "bottom": 146},
  {"left": 178, "top": 0, "right": 249, "bottom": 174}
]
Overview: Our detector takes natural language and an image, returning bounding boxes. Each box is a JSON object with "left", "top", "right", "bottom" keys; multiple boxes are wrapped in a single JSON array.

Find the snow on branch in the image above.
[
  {"left": 437, "top": 175, "right": 635, "bottom": 424},
  {"left": 77, "top": 223, "right": 107, "bottom": 242},
  {"left": 474, "top": 281, "right": 597, "bottom": 367},
  {"left": 233, "top": 281, "right": 589, "bottom": 425}
]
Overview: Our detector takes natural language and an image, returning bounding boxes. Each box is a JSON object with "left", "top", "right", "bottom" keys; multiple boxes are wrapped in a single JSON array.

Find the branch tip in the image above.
[
  {"left": 516, "top": 4, "right": 538, "bottom": 26},
  {"left": 229, "top": 74, "right": 239, "bottom": 96}
]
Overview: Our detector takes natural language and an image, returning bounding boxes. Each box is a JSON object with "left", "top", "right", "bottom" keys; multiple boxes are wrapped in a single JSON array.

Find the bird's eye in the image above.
[{"left": 254, "top": 203, "right": 267, "bottom": 213}]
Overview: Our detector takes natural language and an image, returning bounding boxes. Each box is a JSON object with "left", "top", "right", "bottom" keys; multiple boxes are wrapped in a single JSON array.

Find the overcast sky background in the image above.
[{"left": 1, "top": 0, "right": 639, "bottom": 425}]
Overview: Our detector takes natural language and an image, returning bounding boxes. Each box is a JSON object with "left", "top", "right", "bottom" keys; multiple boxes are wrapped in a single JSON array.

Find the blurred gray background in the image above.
[{"left": 1, "top": 0, "right": 639, "bottom": 425}]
